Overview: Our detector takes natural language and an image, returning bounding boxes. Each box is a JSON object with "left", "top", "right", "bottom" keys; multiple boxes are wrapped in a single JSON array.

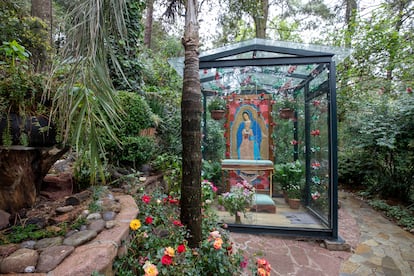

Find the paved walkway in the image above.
[{"left": 231, "top": 191, "right": 414, "bottom": 275}]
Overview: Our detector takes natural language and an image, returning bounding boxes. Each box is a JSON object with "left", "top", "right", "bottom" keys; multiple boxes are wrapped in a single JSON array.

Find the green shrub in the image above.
[
  {"left": 339, "top": 92, "right": 414, "bottom": 204},
  {"left": 203, "top": 119, "right": 225, "bottom": 162},
  {"left": 104, "top": 91, "right": 158, "bottom": 169},
  {"left": 151, "top": 153, "right": 182, "bottom": 194}
]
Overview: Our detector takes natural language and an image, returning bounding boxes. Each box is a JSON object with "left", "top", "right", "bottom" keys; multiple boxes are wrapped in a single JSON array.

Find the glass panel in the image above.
[
  {"left": 306, "top": 73, "right": 331, "bottom": 224},
  {"left": 213, "top": 63, "right": 330, "bottom": 229}
]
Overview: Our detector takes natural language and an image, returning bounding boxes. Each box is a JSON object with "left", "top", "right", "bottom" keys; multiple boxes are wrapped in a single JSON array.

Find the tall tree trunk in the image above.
[
  {"left": 344, "top": 0, "right": 357, "bottom": 48},
  {"left": 383, "top": 1, "right": 406, "bottom": 93},
  {"left": 180, "top": 0, "right": 202, "bottom": 248},
  {"left": 254, "top": 0, "right": 268, "bottom": 38},
  {"left": 31, "top": 0, "right": 52, "bottom": 71},
  {"left": 31, "top": 0, "right": 52, "bottom": 42},
  {"left": 144, "top": 0, "right": 154, "bottom": 48}
]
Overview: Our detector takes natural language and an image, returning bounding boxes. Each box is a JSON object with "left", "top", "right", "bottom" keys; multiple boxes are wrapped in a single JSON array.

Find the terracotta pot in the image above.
[
  {"left": 283, "top": 190, "right": 289, "bottom": 203},
  {"left": 140, "top": 127, "right": 156, "bottom": 137},
  {"left": 288, "top": 198, "right": 301, "bottom": 209},
  {"left": 279, "top": 108, "right": 295, "bottom": 119},
  {"left": 210, "top": 110, "right": 226, "bottom": 120}
]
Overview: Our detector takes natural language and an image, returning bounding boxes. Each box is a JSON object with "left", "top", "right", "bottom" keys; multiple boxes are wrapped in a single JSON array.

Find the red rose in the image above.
[
  {"left": 161, "top": 255, "right": 173, "bottom": 266},
  {"left": 177, "top": 244, "right": 186, "bottom": 253},
  {"left": 173, "top": 220, "right": 183, "bottom": 226},
  {"left": 169, "top": 198, "right": 179, "bottom": 204},
  {"left": 141, "top": 195, "right": 151, "bottom": 204},
  {"left": 145, "top": 216, "right": 153, "bottom": 224}
]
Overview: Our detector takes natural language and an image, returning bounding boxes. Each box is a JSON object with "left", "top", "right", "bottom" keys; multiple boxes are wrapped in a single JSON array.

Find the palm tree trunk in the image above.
[{"left": 180, "top": 0, "right": 202, "bottom": 248}]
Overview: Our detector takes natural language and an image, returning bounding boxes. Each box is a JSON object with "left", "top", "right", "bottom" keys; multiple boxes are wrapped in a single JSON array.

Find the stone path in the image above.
[
  {"left": 339, "top": 192, "right": 414, "bottom": 276},
  {"left": 231, "top": 191, "right": 414, "bottom": 276}
]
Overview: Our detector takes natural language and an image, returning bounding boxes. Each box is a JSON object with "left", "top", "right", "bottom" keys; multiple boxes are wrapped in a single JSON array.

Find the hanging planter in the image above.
[
  {"left": 278, "top": 108, "right": 295, "bottom": 119},
  {"left": 208, "top": 96, "right": 226, "bottom": 120},
  {"left": 210, "top": 110, "right": 226, "bottom": 120}
]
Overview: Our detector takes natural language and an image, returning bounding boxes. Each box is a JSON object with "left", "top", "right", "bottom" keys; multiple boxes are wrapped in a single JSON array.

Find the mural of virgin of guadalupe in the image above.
[{"left": 237, "top": 110, "right": 262, "bottom": 160}]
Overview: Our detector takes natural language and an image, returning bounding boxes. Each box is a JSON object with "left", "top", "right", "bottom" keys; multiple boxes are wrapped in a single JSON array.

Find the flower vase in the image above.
[{"left": 235, "top": 213, "right": 242, "bottom": 224}]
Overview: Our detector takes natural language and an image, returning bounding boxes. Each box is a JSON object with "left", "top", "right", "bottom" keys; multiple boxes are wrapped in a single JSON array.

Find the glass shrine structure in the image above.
[{"left": 169, "top": 38, "right": 351, "bottom": 240}]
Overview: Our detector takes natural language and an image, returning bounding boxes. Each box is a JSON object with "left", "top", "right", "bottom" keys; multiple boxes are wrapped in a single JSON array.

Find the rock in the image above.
[
  {"left": 36, "top": 245, "right": 74, "bottom": 273},
  {"left": 41, "top": 173, "right": 73, "bottom": 200},
  {"left": 65, "top": 196, "right": 80, "bottom": 206},
  {"left": 0, "top": 244, "right": 19, "bottom": 258},
  {"left": 34, "top": 236, "right": 64, "bottom": 250},
  {"left": 63, "top": 230, "right": 97, "bottom": 247},
  {"left": 0, "top": 209, "right": 10, "bottom": 230},
  {"left": 323, "top": 238, "right": 351, "bottom": 251},
  {"left": 24, "top": 265, "right": 36, "bottom": 272},
  {"left": 65, "top": 229, "right": 79, "bottom": 238},
  {"left": 105, "top": 220, "right": 116, "bottom": 229},
  {"left": 102, "top": 211, "right": 116, "bottom": 221},
  {"left": 20, "top": 240, "right": 36, "bottom": 249},
  {"left": 87, "top": 212, "right": 102, "bottom": 220},
  {"left": 0, "top": 248, "right": 39, "bottom": 274},
  {"left": 56, "top": 205, "right": 74, "bottom": 213},
  {"left": 82, "top": 209, "right": 90, "bottom": 217},
  {"left": 99, "top": 198, "right": 122, "bottom": 213},
  {"left": 88, "top": 219, "right": 106, "bottom": 233},
  {"left": 26, "top": 216, "right": 47, "bottom": 229}
]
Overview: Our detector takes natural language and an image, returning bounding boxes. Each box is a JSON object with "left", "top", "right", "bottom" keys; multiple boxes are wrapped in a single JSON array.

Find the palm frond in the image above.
[{"left": 48, "top": 0, "right": 128, "bottom": 184}]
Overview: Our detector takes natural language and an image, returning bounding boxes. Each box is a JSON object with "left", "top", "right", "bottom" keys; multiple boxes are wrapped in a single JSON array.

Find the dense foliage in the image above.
[
  {"left": 338, "top": 92, "right": 414, "bottom": 204},
  {"left": 104, "top": 91, "right": 158, "bottom": 169}
]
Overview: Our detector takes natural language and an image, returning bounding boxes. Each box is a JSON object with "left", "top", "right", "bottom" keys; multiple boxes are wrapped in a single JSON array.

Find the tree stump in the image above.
[{"left": 0, "top": 145, "right": 69, "bottom": 213}]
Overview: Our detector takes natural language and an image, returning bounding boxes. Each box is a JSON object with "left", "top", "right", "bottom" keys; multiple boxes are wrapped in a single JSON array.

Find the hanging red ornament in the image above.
[
  {"left": 203, "top": 69, "right": 208, "bottom": 74},
  {"left": 312, "top": 100, "right": 321, "bottom": 106},
  {"left": 407, "top": 87, "right": 412, "bottom": 94},
  {"left": 311, "top": 129, "right": 320, "bottom": 136}
]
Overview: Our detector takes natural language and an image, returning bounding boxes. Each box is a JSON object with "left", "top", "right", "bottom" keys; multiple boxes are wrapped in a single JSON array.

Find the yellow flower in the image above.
[
  {"left": 143, "top": 261, "right": 159, "bottom": 276},
  {"left": 164, "top": 246, "right": 175, "bottom": 257},
  {"left": 257, "top": 267, "right": 269, "bottom": 276},
  {"left": 129, "top": 219, "right": 141, "bottom": 231},
  {"left": 213, "top": 238, "right": 223, "bottom": 250}
]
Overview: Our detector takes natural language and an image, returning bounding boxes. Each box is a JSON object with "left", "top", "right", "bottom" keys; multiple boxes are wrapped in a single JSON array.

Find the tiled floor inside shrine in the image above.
[{"left": 216, "top": 196, "right": 328, "bottom": 229}]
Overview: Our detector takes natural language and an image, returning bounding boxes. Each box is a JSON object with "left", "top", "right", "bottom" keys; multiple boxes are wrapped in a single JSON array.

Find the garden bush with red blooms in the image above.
[{"left": 114, "top": 184, "right": 271, "bottom": 275}]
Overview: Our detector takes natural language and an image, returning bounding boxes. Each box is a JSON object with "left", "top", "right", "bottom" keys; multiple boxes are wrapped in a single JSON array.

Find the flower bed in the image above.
[{"left": 114, "top": 182, "right": 270, "bottom": 275}]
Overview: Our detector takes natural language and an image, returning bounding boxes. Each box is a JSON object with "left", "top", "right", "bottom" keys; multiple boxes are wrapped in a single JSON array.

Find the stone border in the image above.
[{"left": 4, "top": 195, "right": 138, "bottom": 276}]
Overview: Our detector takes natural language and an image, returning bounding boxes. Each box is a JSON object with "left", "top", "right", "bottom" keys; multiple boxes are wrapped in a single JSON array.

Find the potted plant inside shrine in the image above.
[
  {"left": 208, "top": 96, "right": 226, "bottom": 120},
  {"left": 274, "top": 160, "right": 304, "bottom": 203},
  {"left": 218, "top": 180, "right": 255, "bottom": 223},
  {"left": 286, "top": 183, "right": 302, "bottom": 209}
]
